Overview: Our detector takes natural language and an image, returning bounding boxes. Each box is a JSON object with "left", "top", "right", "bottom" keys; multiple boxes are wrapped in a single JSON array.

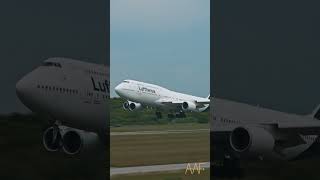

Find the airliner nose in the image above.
[
  {"left": 16, "top": 76, "right": 33, "bottom": 105},
  {"left": 16, "top": 78, "right": 26, "bottom": 99},
  {"left": 115, "top": 84, "right": 120, "bottom": 93},
  {"left": 114, "top": 84, "right": 123, "bottom": 96}
]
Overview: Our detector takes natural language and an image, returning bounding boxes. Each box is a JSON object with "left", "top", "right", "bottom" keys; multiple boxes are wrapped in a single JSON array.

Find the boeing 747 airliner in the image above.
[
  {"left": 115, "top": 80, "right": 210, "bottom": 118},
  {"left": 16, "top": 57, "right": 109, "bottom": 156}
]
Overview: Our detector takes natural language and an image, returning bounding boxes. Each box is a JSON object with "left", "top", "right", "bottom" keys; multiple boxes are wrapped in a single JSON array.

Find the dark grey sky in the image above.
[
  {"left": 0, "top": 0, "right": 109, "bottom": 113},
  {"left": 213, "top": 0, "right": 320, "bottom": 114}
]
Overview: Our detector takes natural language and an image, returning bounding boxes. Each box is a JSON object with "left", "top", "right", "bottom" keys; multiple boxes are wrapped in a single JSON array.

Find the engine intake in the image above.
[
  {"left": 42, "top": 126, "right": 62, "bottom": 152},
  {"left": 182, "top": 101, "right": 197, "bottom": 111},
  {"left": 62, "top": 130, "right": 82, "bottom": 155},
  {"left": 123, "top": 101, "right": 130, "bottom": 110},
  {"left": 229, "top": 126, "right": 275, "bottom": 158},
  {"left": 62, "top": 128, "right": 102, "bottom": 156}
]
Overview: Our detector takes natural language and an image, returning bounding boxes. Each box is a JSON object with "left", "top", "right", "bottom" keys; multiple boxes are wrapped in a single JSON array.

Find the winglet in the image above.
[{"left": 310, "top": 104, "right": 320, "bottom": 120}]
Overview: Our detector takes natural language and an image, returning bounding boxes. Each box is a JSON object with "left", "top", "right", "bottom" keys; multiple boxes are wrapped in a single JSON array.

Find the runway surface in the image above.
[
  {"left": 110, "top": 129, "right": 209, "bottom": 136},
  {"left": 110, "top": 162, "right": 210, "bottom": 176}
]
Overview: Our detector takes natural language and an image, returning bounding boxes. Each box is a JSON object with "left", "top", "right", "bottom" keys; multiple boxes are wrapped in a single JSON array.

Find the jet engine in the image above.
[
  {"left": 229, "top": 126, "right": 275, "bottom": 159},
  {"left": 182, "top": 101, "right": 197, "bottom": 111},
  {"left": 42, "top": 126, "right": 103, "bottom": 156},
  {"left": 43, "top": 126, "right": 62, "bottom": 152},
  {"left": 129, "top": 102, "right": 142, "bottom": 111},
  {"left": 123, "top": 101, "right": 130, "bottom": 110},
  {"left": 62, "top": 128, "right": 102, "bottom": 155},
  {"left": 123, "top": 101, "right": 142, "bottom": 111}
]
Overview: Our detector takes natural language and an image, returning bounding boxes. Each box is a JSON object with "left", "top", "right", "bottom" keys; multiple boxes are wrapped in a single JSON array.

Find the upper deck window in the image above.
[
  {"left": 42, "top": 62, "right": 62, "bottom": 68},
  {"left": 123, "top": 80, "right": 130, "bottom": 83}
]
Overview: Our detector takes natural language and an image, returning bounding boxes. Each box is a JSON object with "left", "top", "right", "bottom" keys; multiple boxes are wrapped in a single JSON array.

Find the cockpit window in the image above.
[
  {"left": 42, "top": 62, "right": 62, "bottom": 68},
  {"left": 123, "top": 80, "right": 130, "bottom": 83}
]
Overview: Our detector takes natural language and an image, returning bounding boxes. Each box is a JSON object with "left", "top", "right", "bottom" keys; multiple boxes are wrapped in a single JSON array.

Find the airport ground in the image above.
[
  {"left": 110, "top": 121, "right": 210, "bottom": 180},
  {"left": 110, "top": 121, "right": 320, "bottom": 180},
  {"left": 111, "top": 123, "right": 209, "bottom": 132},
  {"left": 111, "top": 123, "right": 210, "bottom": 167},
  {"left": 112, "top": 170, "right": 210, "bottom": 180},
  {"left": 110, "top": 97, "right": 211, "bottom": 179}
]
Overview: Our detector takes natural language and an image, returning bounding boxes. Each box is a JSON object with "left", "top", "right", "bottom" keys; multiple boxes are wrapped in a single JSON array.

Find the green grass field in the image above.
[
  {"left": 111, "top": 131, "right": 209, "bottom": 167},
  {"left": 111, "top": 170, "right": 210, "bottom": 180},
  {"left": 111, "top": 123, "right": 209, "bottom": 132}
]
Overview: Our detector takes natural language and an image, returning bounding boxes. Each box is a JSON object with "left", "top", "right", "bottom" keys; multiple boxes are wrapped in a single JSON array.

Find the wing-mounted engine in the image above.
[
  {"left": 42, "top": 125, "right": 103, "bottom": 156},
  {"left": 62, "top": 128, "right": 102, "bottom": 155},
  {"left": 43, "top": 126, "right": 63, "bottom": 152},
  {"left": 123, "top": 101, "right": 143, "bottom": 111},
  {"left": 229, "top": 126, "right": 275, "bottom": 159},
  {"left": 123, "top": 101, "right": 130, "bottom": 110},
  {"left": 182, "top": 101, "right": 197, "bottom": 112}
]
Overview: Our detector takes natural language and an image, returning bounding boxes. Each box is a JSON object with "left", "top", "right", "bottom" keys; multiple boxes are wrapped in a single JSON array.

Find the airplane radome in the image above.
[
  {"left": 212, "top": 98, "right": 320, "bottom": 177},
  {"left": 16, "top": 57, "right": 109, "bottom": 156},
  {"left": 115, "top": 79, "right": 210, "bottom": 118}
]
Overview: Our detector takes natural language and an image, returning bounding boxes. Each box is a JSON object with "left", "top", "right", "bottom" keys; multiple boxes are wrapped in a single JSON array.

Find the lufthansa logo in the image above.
[
  {"left": 139, "top": 87, "right": 156, "bottom": 94},
  {"left": 91, "top": 77, "right": 109, "bottom": 93}
]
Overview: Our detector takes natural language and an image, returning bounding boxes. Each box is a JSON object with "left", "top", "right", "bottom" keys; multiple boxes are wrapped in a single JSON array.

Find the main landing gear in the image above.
[
  {"left": 156, "top": 111, "right": 186, "bottom": 119},
  {"left": 167, "top": 112, "right": 186, "bottom": 119},
  {"left": 155, "top": 111, "right": 163, "bottom": 119},
  {"left": 175, "top": 112, "right": 186, "bottom": 118}
]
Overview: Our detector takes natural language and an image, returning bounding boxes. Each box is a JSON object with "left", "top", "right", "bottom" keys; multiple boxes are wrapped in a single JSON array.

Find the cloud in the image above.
[{"left": 111, "top": 0, "right": 209, "bottom": 31}]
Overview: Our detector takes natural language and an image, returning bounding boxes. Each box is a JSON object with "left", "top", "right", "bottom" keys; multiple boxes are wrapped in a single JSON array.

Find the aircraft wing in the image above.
[
  {"left": 195, "top": 99, "right": 210, "bottom": 104},
  {"left": 158, "top": 99, "right": 210, "bottom": 108},
  {"left": 211, "top": 121, "right": 320, "bottom": 148},
  {"left": 212, "top": 119, "right": 320, "bottom": 135},
  {"left": 158, "top": 99, "right": 184, "bottom": 106},
  {"left": 276, "top": 120, "right": 320, "bottom": 135},
  {"left": 155, "top": 99, "right": 184, "bottom": 110},
  {"left": 195, "top": 100, "right": 210, "bottom": 108}
]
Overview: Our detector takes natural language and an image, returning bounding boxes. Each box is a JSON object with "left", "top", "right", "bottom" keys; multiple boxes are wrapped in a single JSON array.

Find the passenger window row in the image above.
[
  {"left": 37, "top": 84, "right": 108, "bottom": 101},
  {"left": 86, "top": 69, "right": 107, "bottom": 77},
  {"left": 37, "top": 84, "right": 79, "bottom": 94},
  {"left": 87, "top": 92, "right": 108, "bottom": 100},
  {"left": 221, "top": 118, "right": 240, "bottom": 124}
]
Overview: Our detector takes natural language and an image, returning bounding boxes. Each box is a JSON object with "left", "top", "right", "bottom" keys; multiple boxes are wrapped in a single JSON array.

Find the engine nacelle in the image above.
[
  {"left": 123, "top": 101, "right": 130, "bottom": 110},
  {"left": 42, "top": 126, "right": 102, "bottom": 156},
  {"left": 123, "top": 101, "right": 142, "bottom": 111},
  {"left": 229, "top": 126, "right": 275, "bottom": 159},
  {"left": 43, "top": 126, "right": 62, "bottom": 152},
  {"left": 182, "top": 101, "right": 197, "bottom": 112},
  {"left": 62, "top": 128, "right": 102, "bottom": 155}
]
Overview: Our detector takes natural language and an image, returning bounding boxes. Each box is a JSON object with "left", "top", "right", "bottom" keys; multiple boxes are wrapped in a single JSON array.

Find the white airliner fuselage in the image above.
[
  {"left": 16, "top": 57, "right": 109, "bottom": 156},
  {"left": 115, "top": 80, "right": 209, "bottom": 118}
]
